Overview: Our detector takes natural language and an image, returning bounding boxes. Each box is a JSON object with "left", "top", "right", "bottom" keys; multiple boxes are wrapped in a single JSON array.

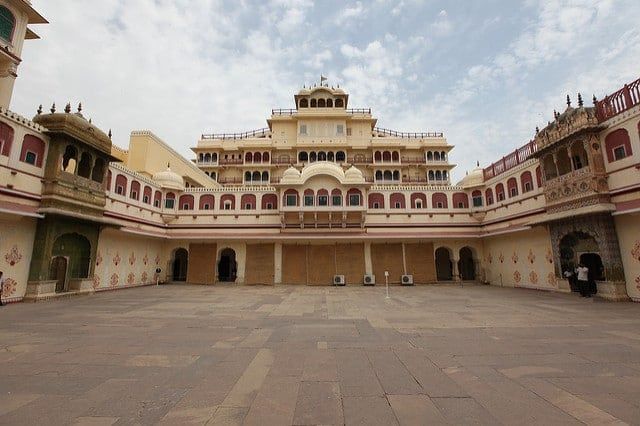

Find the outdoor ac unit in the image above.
[
  {"left": 363, "top": 274, "right": 375, "bottom": 286},
  {"left": 401, "top": 274, "right": 414, "bottom": 285},
  {"left": 333, "top": 275, "right": 346, "bottom": 286}
]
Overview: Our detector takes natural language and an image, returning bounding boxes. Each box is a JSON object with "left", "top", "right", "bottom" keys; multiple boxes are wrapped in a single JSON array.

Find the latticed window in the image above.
[{"left": 0, "top": 6, "right": 15, "bottom": 42}]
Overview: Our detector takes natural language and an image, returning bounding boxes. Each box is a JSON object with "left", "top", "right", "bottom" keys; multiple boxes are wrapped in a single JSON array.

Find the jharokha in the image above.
[{"left": 1, "top": 1, "right": 640, "bottom": 303}]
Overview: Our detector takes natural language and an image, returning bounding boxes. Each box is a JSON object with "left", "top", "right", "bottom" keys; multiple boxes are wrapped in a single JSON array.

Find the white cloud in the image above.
[
  {"left": 335, "top": 1, "right": 365, "bottom": 24},
  {"left": 430, "top": 9, "right": 452, "bottom": 37}
]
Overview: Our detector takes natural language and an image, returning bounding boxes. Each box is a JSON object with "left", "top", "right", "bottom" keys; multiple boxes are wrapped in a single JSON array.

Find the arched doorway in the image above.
[
  {"left": 218, "top": 248, "right": 237, "bottom": 282},
  {"left": 49, "top": 256, "right": 68, "bottom": 293},
  {"left": 52, "top": 233, "right": 91, "bottom": 281},
  {"left": 458, "top": 247, "right": 476, "bottom": 280},
  {"left": 172, "top": 248, "right": 188, "bottom": 281},
  {"left": 559, "top": 231, "right": 605, "bottom": 288},
  {"left": 435, "top": 247, "right": 453, "bottom": 281}
]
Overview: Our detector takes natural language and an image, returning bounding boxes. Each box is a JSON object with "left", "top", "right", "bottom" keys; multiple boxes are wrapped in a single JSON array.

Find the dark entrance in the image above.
[
  {"left": 559, "top": 231, "right": 604, "bottom": 291},
  {"left": 218, "top": 248, "right": 237, "bottom": 282},
  {"left": 458, "top": 247, "right": 476, "bottom": 280},
  {"left": 435, "top": 247, "right": 453, "bottom": 280},
  {"left": 49, "top": 256, "right": 68, "bottom": 293},
  {"left": 172, "top": 248, "right": 188, "bottom": 281},
  {"left": 580, "top": 252, "right": 605, "bottom": 281}
]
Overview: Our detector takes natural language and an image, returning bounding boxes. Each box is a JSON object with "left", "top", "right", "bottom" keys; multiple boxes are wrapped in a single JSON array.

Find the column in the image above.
[
  {"left": 364, "top": 242, "right": 373, "bottom": 275},
  {"left": 274, "top": 242, "right": 282, "bottom": 284}
]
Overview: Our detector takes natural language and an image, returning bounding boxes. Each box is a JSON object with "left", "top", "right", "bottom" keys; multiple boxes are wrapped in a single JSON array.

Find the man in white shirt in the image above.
[{"left": 575, "top": 264, "right": 590, "bottom": 298}]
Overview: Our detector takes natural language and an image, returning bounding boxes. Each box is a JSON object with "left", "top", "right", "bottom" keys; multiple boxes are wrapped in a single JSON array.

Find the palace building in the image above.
[{"left": 1, "top": 1, "right": 640, "bottom": 303}]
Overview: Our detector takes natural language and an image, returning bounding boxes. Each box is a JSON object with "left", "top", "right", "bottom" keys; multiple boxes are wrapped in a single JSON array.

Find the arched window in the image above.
[
  {"left": 392, "top": 170, "right": 400, "bottom": 181},
  {"left": 115, "top": 174, "right": 127, "bottom": 196},
  {"left": 199, "top": 153, "right": 204, "bottom": 162},
  {"left": 383, "top": 151, "right": 391, "bottom": 162},
  {"left": 245, "top": 152, "right": 253, "bottom": 163},
  {"left": 254, "top": 152, "right": 262, "bottom": 163},
  {"left": 252, "top": 171, "right": 261, "bottom": 182},
  {"left": 442, "top": 170, "right": 448, "bottom": 180},
  {"left": 604, "top": 128, "right": 633, "bottom": 162},
  {"left": 179, "top": 194, "right": 194, "bottom": 210},
  {"left": 535, "top": 166, "right": 542, "bottom": 187},
  {"left": 220, "top": 194, "right": 235, "bottom": 210},
  {"left": 165, "top": 192, "right": 176, "bottom": 209},
  {"left": 263, "top": 152, "right": 270, "bottom": 162},
  {"left": 410, "top": 193, "right": 427, "bottom": 209},
  {"left": 210, "top": 171, "right": 217, "bottom": 180},
  {"left": 20, "top": 135, "right": 46, "bottom": 167},
  {"left": 507, "top": 177, "right": 518, "bottom": 198},
  {"left": 303, "top": 189, "right": 315, "bottom": 206},
  {"left": 435, "top": 170, "right": 442, "bottom": 181},
  {"left": 317, "top": 98, "right": 326, "bottom": 107},
  {"left": 106, "top": 170, "right": 112, "bottom": 190},
  {"left": 299, "top": 98, "right": 309, "bottom": 108},
  {"left": 495, "top": 183, "right": 505, "bottom": 201},
  {"left": 261, "top": 193, "right": 278, "bottom": 209},
  {"left": 77, "top": 152, "right": 93, "bottom": 178},
  {"left": 298, "top": 151, "right": 308, "bottom": 162},
  {"left": 0, "top": 122, "right": 14, "bottom": 156},
  {"left": 368, "top": 193, "right": 384, "bottom": 209},
  {"left": 283, "top": 189, "right": 298, "bottom": 206},
  {"left": 452, "top": 192, "right": 469, "bottom": 208},
  {"left": 390, "top": 193, "right": 405, "bottom": 209},
  {"left": 440, "top": 151, "right": 446, "bottom": 160},
  {"left": 61, "top": 145, "right": 78, "bottom": 173},
  {"left": 317, "top": 189, "right": 329, "bottom": 206},
  {"left": 556, "top": 147, "right": 571, "bottom": 175},
  {"left": 199, "top": 194, "right": 214, "bottom": 210},
  {"left": 336, "top": 151, "right": 346, "bottom": 162},
  {"left": 129, "top": 180, "right": 141, "bottom": 200},
  {"left": 432, "top": 192, "right": 448, "bottom": 208},
  {"left": 472, "top": 190, "right": 483, "bottom": 207},
  {"left": 570, "top": 141, "right": 588, "bottom": 170},
  {"left": 326, "top": 99, "right": 333, "bottom": 107},
  {"left": 91, "top": 158, "right": 106, "bottom": 182},
  {"left": 310, "top": 99, "right": 317, "bottom": 107},
  {"left": 204, "top": 153, "right": 211, "bottom": 162},
  {"left": 142, "top": 186, "right": 152, "bottom": 204},
  {"left": 327, "top": 151, "right": 335, "bottom": 162},
  {"left": 347, "top": 188, "right": 362, "bottom": 206},
  {"left": 428, "top": 170, "right": 435, "bottom": 181},
  {"left": 485, "top": 188, "right": 494, "bottom": 205},
  {"left": 212, "top": 153, "right": 218, "bottom": 162},
  {"left": 375, "top": 170, "right": 383, "bottom": 181},
  {"left": 427, "top": 151, "right": 433, "bottom": 161},
  {"left": 383, "top": 170, "right": 392, "bottom": 181},
  {"left": 318, "top": 151, "right": 327, "bottom": 161},
  {"left": 309, "top": 152, "right": 317, "bottom": 162},
  {"left": 335, "top": 98, "right": 344, "bottom": 108},
  {"left": 153, "top": 190, "right": 162, "bottom": 208},
  {"left": 374, "top": 151, "right": 382, "bottom": 162},
  {"left": 520, "top": 171, "right": 534, "bottom": 193},
  {"left": 0, "top": 6, "right": 16, "bottom": 42},
  {"left": 331, "top": 189, "right": 342, "bottom": 206},
  {"left": 241, "top": 194, "right": 256, "bottom": 210},
  {"left": 434, "top": 152, "right": 441, "bottom": 161},
  {"left": 543, "top": 154, "right": 557, "bottom": 180},
  {"left": 244, "top": 171, "right": 251, "bottom": 182},
  {"left": 261, "top": 171, "right": 269, "bottom": 182},
  {"left": 392, "top": 151, "right": 399, "bottom": 162}
]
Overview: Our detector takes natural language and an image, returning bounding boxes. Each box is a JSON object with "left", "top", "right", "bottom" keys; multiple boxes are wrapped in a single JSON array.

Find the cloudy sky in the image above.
[{"left": 12, "top": 0, "right": 640, "bottom": 181}]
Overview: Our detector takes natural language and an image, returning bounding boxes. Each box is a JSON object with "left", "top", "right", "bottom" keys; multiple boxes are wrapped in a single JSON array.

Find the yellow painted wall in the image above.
[
  {"left": 0, "top": 215, "right": 37, "bottom": 302},
  {"left": 614, "top": 214, "right": 640, "bottom": 301}
]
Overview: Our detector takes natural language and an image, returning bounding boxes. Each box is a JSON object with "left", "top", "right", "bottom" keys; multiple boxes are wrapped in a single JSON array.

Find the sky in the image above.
[{"left": 12, "top": 0, "right": 640, "bottom": 181}]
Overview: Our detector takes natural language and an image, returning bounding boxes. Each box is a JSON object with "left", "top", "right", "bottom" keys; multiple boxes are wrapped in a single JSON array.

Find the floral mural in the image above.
[
  {"left": 499, "top": 252, "right": 504, "bottom": 263},
  {"left": 4, "top": 245, "right": 22, "bottom": 266},
  {"left": 96, "top": 251, "right": 102, "bottom": 266},
  {"left": 92, "top": 275, "right": 101, "bottom": 289},
  {"left": 513, "top": 270, "right": 521, "bottom": 283},
  {"left": 110, "top": 273, "right": 119, "bottom": 287},
  {"left": 127, "top": 272, "right": 135, "bottom": 285},
  {"left": 545, "top": 248, "right": 554, "bottom": 264},
  {"left": 512, "top": 251, "right": 519, "bottom": 264},
  {"left": 547, "top": 272, "right": 557, "bottom": 287},
  {"left": 1, "top": 277, "right": 17, "bottom": 297},
  {"left": 529, "top": 270, "right": 539, "bottom": 285},
  {"left": 141, "top": 271, "right": 148, "bottom": 284},
  {"left": 487, "top": 253, "right": 492, "bottom": 264},
  {"left": 129, "top": 252, "right": 136, "bottom": 266},
  {"left": 527, "top": 249, "right": 536, "bottom": 264},
  {"left": 143, "top": 253, "right": 148, "bottom": 265},
  {"left": 632, "top": 241, "right": 640, "bottom": 262},
  {"left": 112, "top": 253, "right": 121, "bottom": 266}
]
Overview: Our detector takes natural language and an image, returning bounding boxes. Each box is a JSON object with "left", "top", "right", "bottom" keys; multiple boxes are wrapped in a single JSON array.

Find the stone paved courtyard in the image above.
[{"left": 2, "top": 284, "right": 640, "bottom": 425}]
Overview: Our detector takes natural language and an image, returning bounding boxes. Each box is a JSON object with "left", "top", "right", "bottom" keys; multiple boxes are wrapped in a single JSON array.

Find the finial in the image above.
[
  {"left": 108, "top": 129, "right": 112, "bottom": 139},
  {"left": 566, "top": 94, "right": 571, "bottom": 107},
  {"left": 89, "top": 118, "right": 92, "bottom": 123},
  {"left": 64, "top": 102, "right": 71, "bottom": 113},
  {"left": 577, "top": 93, "right": 583, "bottom": 107},
  {"left": 37, "top": 104, "right": 42, "bottom": 115},
  {"left": 592, "top": 94, "right": 597, "bottom": 105},
  {"left": 50, "top": 102, "right": 56, "bottom": 113},
  {"left": 476, "top": 160, "right": 479, "bottom": 167},
  {"left": 77, "top": 102, "right": 82, "bottom": 113},
  {"left": 337, "top": 83, "right": 339, "bottom": 88},
  {"left": 167, "top": 162, "right": 170, "bottom": 169},
  {"left": 535, "top": 126, "right": 539, "bottom": 134},
  {"left": 553, "top": 109, "right": 557, "bottom": 119}
]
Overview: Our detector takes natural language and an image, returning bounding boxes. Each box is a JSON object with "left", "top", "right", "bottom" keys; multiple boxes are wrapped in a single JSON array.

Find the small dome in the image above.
[
  {"left": 457, "top": 166, "right": 484, "bottom": 188},
  {"left": 280, "top": 166, "right": 301, "bottom": 184},
  {"left": 344, "top": 165, "right": 364, "bottom": 182},
  {"left": 153, "top": 165, "right": 184, "bottom": 190}
]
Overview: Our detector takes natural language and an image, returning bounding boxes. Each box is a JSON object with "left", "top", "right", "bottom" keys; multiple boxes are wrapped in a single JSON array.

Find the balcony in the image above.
[
  {"left": 218, "top": 158, "right": 244, "bottom": 166},
  {"left": 201, "top": 128, "right": 270, "bottom": 140},
  {"left": 373, "top": 127, "right": 444, "bottom": 138},
  {"left": 596, "top": 77, "right": 640, "bottom": 121}
]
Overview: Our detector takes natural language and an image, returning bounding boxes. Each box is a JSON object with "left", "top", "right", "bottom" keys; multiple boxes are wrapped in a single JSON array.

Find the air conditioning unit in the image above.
[
  {"left": 401, "top": 274, "right": 414, "bottom": 285},
  {"left": 333, "top": 275, "right": 346, "bottom": 286},
  {"left": 363, "top": 274, "right": 375, "bottom": 286}
]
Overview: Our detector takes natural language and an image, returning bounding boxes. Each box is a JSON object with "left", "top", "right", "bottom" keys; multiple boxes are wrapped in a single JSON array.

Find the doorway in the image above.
[
  {"left": 218, "top": 248, "right": 237, "bottom": 282},
  {"left": 579, "top": 252, "right": 605, "bottom": 281},
  {"left": 49, "top": 256, "right": 68, "bottom": 293},
  {"left": 435, "top": 247, "right": 453, "bottom": 281},
  {"left": 172, "top": 248, "right": 188, "bottom": 281},
  {"left": 458, "top": 247, "right": 476, "bottom": 280}
]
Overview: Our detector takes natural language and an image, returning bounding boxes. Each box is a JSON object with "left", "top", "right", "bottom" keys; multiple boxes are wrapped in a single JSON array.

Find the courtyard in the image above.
[{"left": 1, "top": 284, "right": 640, "bottom": 425}]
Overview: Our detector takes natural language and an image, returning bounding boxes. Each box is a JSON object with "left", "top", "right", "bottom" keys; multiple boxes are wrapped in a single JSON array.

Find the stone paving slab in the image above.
[{"left": 1, "top": 284, "right": 640, "bottom": 424}]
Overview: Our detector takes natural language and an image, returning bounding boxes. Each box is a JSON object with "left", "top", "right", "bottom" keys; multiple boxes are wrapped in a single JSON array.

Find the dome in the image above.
[
  {"left": 153, "top": 164, "right": 184, "bottom": 190},
  {"left": 344, "top": 165, "right": 364, "bottom": 183},
  {"left": 457, "top": 166, "right": 484, "bottom": 188},
  {"left": 280, "top": 166, "right": 301, "bottom": 184}
]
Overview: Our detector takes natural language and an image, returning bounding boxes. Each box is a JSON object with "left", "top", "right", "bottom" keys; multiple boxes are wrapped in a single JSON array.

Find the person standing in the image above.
[
  {"left": 575, "top": 263, "right": 590, "bottom": 298},
  {"left": 0, "top": 271, "right": 4, "bottom": 306}
]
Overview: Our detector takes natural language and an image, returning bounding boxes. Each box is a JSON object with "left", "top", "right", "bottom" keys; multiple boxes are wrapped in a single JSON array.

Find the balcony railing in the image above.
[
  {"left": 201, "top": 128, "right": 270, "bottom": 140},
  {"left": 596, "top": 76, "right": 640, "bottom": 121},
  {"left": 373, "top": 127, "right": 444, "bottom": 138},
  {"left": 483, "top": 140, "right": 538, "bottom": 180},
  {"left": 218, "top": 158, "right": 243, "bottom": 165},
  {"left": 271, "top": 108, "right": 373, "bottom": 116}
]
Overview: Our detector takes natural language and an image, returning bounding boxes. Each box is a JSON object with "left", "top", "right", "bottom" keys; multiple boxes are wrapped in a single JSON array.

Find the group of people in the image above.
[{"left": 564, "top": 263, "right": 597, "bottom": 297}]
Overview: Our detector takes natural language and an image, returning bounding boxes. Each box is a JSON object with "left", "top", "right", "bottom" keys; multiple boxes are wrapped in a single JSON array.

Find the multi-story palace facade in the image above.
[{"left": 1, "top": 1, "right": 640, "bottom": 303}]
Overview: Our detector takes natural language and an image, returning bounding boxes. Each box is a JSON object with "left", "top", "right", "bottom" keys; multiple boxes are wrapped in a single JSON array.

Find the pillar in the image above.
[
  {"left": 274, "top": 242, "right": 282, "bottom": 284},
  {"left": 364, "top": 242, "right": 373, "bottom": 275}
]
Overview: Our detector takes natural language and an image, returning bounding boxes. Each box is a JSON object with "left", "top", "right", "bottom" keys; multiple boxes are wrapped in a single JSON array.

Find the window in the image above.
[
  {"left": 373, "top": 202, "right": 380, "bottom": 209},
  {"left": 572, "top": 155, "right": 583, "bottom": 170},
  {"left": 154, "top": 200, "right": 160, "bottom": 208},
  {"left": 299, "top": 124, "right": 307, "bottom": 135},
  {"left": 304, "top": 195, "right": 314, "bottom": 206},
  {"left": 337, "top": 125, "right": 344, "bottom": 135},
  {"left": 266, "top": 203, "right": 273, "bottom": 210},
  {"left": 346, "top": 128, "right": 352, "bottom": 136},
  {"left": 0, "top": 6, "right": 15, "bottom": 42},
  {"left": 224, "top": 201, "right": 232, "bottom": 210},
  {"left": 203, "top": 204, "right": 210, "bottom": 210},
  {"left": 524, "top": 182, "right": 532, "bottom": 192},
  {"left": 436, "top": 202, "right": 443, "bottom": 208},
  {"left": 130, "top": 191, "right": 138, "bottom": 200},
  {"left": 165, "top": 199, "right": 175, "bottom": 209},
  {"left": 332, "top": 195, "right": 342, "bottom": 206},
  {"left": 349, "top": 194, "right": 360, "bottom": 206},
  {"left": 286, "top": 194, "right": 297, "bottom": 206},
  {"left": 472, "top": 196, "right": 482, "bottom": 207},
  {"left": 142, "top": 195, "right": 149, "bottom": 204},
  {"left": 116, "top": 186, "right": 124, "bottom": 195},
  {"left": 318, "top": 195, "right": 328, "bottom": 206},
  {"left": 458, "top": 202, "right": 464, "bottom": 208},
  {"left": 394, "top": 202, "right": 401, "bottom": 209},
  {"left": 613, "top": 146, "right": 627, "bottom": 161},
  {"left": 510, "top": 188, "right": 517, "bottom": 197},
  {"left": 245, "top": 203, "right": 253, "bottom": 210},
  {"left": 182, "top": 203, "right": 190, "bottom": 210},
  {"left": 497, "top": 193, "right": 505, "bottom": 201},
  {"left": 24, "top": 151, "right": 37, "bottom": 165},
  {"left": 415, "top": 200, "right": 422, "bottom": 209}
]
